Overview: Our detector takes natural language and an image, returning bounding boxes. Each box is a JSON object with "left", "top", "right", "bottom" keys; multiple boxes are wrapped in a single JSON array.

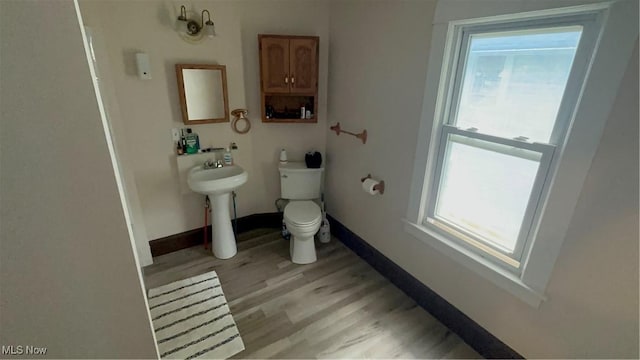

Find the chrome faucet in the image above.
[{"left": 203, "top": 159, "right": 223, "bottom": 169}]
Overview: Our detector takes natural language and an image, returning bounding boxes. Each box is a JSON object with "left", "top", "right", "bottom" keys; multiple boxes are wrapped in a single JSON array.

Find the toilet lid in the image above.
[{"left": 284, "top": 201, "right": 321, "bottom": 226}]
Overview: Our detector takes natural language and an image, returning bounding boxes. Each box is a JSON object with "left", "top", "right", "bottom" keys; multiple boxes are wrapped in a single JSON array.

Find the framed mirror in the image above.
[{"left": 175, "top": 64, "right": 229, "bottom": 124}]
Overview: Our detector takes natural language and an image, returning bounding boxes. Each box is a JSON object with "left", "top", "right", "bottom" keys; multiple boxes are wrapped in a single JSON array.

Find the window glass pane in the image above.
[
  {"left": 454, "top": 27, "right": 582, "bottom": 143},
  {"left": 434, "top": 134, "right": 542, "bottom": 252}
]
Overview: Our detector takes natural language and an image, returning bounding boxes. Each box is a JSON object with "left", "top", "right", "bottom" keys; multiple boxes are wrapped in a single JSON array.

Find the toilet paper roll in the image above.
[{"left": 362, "top": 178, "right": 380, "bottom": 195}]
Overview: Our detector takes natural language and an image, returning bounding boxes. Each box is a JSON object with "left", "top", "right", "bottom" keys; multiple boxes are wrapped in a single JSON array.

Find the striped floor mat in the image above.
[{"left": 148, "top": 271, "right": 245, "bottom": 359}]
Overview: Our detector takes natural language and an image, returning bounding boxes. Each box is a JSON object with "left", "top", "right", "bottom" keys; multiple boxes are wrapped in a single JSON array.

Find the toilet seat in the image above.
[{"left": 284, "top": 201, "right": 321, "bottom": 226}]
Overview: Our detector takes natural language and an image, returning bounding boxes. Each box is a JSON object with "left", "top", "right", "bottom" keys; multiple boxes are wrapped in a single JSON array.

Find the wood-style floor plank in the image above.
[{"left": 143, "top": 229, "right": 482, "bottom": 359}]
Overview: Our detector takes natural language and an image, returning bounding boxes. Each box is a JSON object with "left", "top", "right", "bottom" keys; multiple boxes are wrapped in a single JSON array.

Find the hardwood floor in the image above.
[{"left": 143, "top": 229, "right": 482, "bottom": 359}]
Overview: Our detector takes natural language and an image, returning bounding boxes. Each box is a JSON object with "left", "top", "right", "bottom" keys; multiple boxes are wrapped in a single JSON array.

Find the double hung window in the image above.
[{"left": 424, "top": 15, "right": 599, "bottom": 272}]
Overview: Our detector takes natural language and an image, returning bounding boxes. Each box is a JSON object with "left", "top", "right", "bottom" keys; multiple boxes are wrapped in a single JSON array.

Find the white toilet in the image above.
[{"left": 279, "top": 162, "right": 323, "bottom": 264}]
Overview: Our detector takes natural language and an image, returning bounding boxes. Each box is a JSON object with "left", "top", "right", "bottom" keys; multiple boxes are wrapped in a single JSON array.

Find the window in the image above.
[
  {"left": 402, "top": 1, "right": 640, "bottom": 306},
  {"left": 426, "top": 23, "right": 584, "bottom": 271}
]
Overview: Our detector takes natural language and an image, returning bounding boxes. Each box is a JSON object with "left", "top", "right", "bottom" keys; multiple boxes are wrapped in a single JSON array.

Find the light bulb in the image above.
[
  {"left": 205, "top": 21, "right": 216, "bottom": 38},
  {"left": 175, "top": 18, "right": 188, "bottom": 33}
]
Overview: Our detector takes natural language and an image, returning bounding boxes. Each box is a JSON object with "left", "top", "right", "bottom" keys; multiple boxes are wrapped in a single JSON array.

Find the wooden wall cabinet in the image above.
[{"left": 259, "top": 34, "right": 319, "bottom": 123}]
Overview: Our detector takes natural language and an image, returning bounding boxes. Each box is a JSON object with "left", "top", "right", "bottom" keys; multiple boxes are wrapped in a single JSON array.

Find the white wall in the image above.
[
  {"left": 79, "top": 0, "right": 329, "bottom": 241},
  {"left": 326, "top": 0, "right": 639, "bottom": 358},
  {"left": 0, "top": 0, "right": 158, "bottom": 357},
  {"left": 85, "top": 27, "right": 154, "bottom": 267}
]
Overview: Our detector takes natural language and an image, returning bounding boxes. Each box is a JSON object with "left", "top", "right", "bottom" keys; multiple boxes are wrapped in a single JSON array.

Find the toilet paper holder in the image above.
[{"left": 361, "top": 174, "right": 385, "bottom": 195}]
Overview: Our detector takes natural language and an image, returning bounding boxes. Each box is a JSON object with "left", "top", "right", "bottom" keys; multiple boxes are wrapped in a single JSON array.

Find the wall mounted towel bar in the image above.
[{"left": 330, "top": 122, "right": 367, "bottom": 144}]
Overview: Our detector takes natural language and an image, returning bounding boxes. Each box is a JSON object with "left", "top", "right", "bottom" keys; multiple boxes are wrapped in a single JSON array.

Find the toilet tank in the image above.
[{"left": 279, "top": 162, "right": 324, "bottom": 200}]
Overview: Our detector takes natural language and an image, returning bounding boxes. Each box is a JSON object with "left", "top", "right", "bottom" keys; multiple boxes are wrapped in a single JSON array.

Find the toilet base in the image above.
[{"left": 290, "top": 235, "right": 317, "bottom": 264}]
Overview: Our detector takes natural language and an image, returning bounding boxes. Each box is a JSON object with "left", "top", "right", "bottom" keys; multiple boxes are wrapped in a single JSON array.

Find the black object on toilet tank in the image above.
[{"left": 305, "top": 151, "right": 322, "bottom": 168}]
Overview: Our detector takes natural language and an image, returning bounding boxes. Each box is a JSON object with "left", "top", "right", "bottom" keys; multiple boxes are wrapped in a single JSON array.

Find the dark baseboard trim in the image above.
[
  {"left": 236, "top": 212, "right": 282, "bottom": 232},
  {"left": 327, "top": 214, "right": 523, "bottom": 359},
  {"left": 150, "top": 228, "right": 201, "bottom": 257},
  {"left": 149, "top": 212, "right": 281, "bottom": 257}
]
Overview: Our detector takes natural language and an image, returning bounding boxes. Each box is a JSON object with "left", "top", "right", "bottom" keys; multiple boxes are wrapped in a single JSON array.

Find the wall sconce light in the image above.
[{"left": 175, "top": 5, "right": 216, "bottom": 42}]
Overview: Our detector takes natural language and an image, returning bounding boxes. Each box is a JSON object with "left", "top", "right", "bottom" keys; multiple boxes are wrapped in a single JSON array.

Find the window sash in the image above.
[
  {"left": 424, "top": 125, "right": 555, "bottom": 270},
  {"left": 444, "top": 13, "right": 598, "bottom": 147}
]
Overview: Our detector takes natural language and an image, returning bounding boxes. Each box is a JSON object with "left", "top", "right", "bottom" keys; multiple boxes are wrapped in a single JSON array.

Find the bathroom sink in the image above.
[
  {"left": 187, "top": 164, "right": 248, "bottom": 195},
  {"left": 187, "top": 164, "right": 248, "bottom": 260}
]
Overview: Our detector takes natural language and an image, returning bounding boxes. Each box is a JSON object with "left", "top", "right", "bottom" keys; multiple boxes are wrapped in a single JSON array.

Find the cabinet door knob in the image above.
[
  {"left": 284, "top": 75, "right": 289, "bottom": 84},
  {"left": 291, "top": 75, "right": 295, "bottom": 86}
]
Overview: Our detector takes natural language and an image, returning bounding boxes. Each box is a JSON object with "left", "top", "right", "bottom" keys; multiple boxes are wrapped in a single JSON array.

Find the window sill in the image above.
[{"left": 403, "top": 219, "right": 546, "bottom": 307}]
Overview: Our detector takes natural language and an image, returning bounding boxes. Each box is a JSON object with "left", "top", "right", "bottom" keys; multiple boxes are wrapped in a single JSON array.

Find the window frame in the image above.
[
  {"left": 402, "top": 1, "right": 640, "bottom": 307},
  {"left": 423, "top": 13, "right": 602, "bottom": 273},
  {"left": 421, "top": 14, "right": 600, "bottom": 273}
]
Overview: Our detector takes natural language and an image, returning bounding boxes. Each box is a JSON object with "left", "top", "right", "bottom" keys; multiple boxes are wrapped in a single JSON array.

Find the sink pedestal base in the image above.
[{"left": 210, "top": 193, "right": 237, "bottom": 259}]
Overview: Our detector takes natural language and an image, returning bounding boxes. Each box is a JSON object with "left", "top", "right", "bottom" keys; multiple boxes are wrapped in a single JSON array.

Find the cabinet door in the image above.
[
  {"left": 260, "top": 37, "right": 290, "bottom": 93},
  {"left": 289, "top": 38, "right": 318, "bottom": 94}
]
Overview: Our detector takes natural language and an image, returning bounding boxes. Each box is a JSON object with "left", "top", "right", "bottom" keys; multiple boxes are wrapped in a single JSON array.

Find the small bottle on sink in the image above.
[{"left": 223, "top": 147, "right": 233, "bottom": 166}]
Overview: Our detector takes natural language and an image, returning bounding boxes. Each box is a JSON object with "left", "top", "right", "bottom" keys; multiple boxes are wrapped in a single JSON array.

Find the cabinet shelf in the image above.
[{"left": 263, "top": 117, "right": 317, "bottom": 123}]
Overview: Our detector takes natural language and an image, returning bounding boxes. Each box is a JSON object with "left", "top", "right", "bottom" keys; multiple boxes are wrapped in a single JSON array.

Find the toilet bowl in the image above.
[{"left": 284, "top": 200, "right": 322, "bottom": 264}]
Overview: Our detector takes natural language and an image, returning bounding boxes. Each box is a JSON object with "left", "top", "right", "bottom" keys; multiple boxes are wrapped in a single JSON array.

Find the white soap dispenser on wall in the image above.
[{"left": 135, "top": 52, "right": 152, "bottom": 80}]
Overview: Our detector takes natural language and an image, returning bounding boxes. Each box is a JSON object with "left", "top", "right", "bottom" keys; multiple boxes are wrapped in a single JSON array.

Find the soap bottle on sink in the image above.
[{"left": 223, "top": 147, "right": 233, "bottom": 166}]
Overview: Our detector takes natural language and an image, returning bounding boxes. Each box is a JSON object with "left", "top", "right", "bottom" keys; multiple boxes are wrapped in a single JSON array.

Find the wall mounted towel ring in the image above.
[
  {"left": 330, "top": 122, "right": 367, "bottom": 144},
  {"left": 231, "top": 109, "right": 251, "bottom": 134}
]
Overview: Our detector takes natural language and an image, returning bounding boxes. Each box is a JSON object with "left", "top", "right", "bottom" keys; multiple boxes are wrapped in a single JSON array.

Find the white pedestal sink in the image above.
[{"left": 187, "top": 164, "right": 248, "bottom": 259}]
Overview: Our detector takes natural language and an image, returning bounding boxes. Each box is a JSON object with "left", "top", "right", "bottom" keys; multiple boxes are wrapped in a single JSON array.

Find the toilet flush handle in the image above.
[{"left": 281, "top": 174, "right": 288, "bottom": 178}]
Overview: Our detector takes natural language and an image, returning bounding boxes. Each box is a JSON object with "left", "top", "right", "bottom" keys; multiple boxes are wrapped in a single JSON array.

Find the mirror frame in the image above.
[{"left": 175, "top": 64, "right": 230, "bottom": 124}]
